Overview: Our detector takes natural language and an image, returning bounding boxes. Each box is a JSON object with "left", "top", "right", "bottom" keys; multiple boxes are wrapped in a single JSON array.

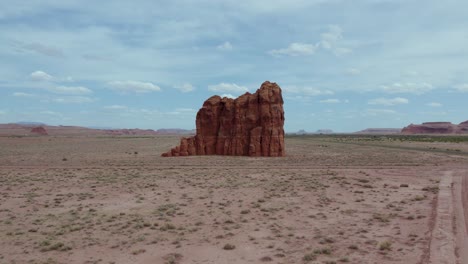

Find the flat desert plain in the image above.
[{"left": 0, "top": 135, "right": 467, "bottom": 264}]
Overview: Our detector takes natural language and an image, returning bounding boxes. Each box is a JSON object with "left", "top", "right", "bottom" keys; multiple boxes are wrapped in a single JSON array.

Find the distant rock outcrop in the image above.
[
  {"left": 104, "top": 128, "right": 195, "bottom": 136},
  {"left": 155, "top": 129, "right": 195, "bottom": 135},
  {"left": 30, "top": 126, "right": 48, "bottom": 136},
  {"left": 316, "top": 129, "right": 333, "bottom": 134},
  {"left": 401, "top": 121, "right": 468, "bottom": 134},
  {"left": 355, "top": 128, "right": 402, "bottom": 134},
  {"left": 162, "top": 81, "right": 285, "bottom": 157},
  {"left": 104, "top": 129, "right": 159, "bottom": 136}
]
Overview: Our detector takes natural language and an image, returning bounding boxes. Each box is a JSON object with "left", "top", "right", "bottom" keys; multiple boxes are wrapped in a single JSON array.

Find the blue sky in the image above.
[{"left": 1, "top": 0, "right": 467, "bottom": 132}]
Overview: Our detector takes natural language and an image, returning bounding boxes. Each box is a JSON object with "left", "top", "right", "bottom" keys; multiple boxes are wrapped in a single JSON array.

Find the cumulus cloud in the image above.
[
  {"left": 427, "top": 102, "right": 442, "bottom": 107},
  {"left": 320, "top": 25, "right": 342, "bottom": 48},
  {"left": 174, "top": 83, "right": 195, "bottom": 93},
  {"left": 321, "top": 25, "right": 353, "bottom": 56},
  {"left": 454, "top": 83, "right": 468, "bottom": 92},
  {"left": 13, "top": 92, "right": 35, "bottom": 97},
  {"left": 380, "top": 82, "right": 433, "bottom": 94},
  {"left": 104, "top": 105, "right": 128, "bottom": 110},
  {"left": 268, "top": 43, "right": 317, "bottom": 57},
  {"left": 319, "top": 98, "right": 340, "bottom": 103},
  {"left": 269, "top": 25, "right": 352, "bottom": 57},
  {"left": 108, "top": 81, "right": 161, "bottom": 93},
  {"left": 368, "top": 97, "right": 409, "bottom": 106},
  {"left": 48, "top": 86, "right": 93, "bottom": 95},
  {"left": 208, "top": 83, "right": 249, "bottom": 94},
  {"left": 364, "top": 109, "right": 398, "bottom": 116},
  {"left": 174, "top": 108, "right": 196, "bottom": 114},
  {"left": 217, "top": 41, "right": 233, "bottom": 51},
  {"left": 40, "top": 110, "right": 62, "bottom": 116},
  {"left": 52, "top": 96, "right": 95, "bottom": 103},
  {"left": 283, "top": 86, "right": 334, "bottom": 96},
  {"left": 346, "top": 68, "right": 361, "bottom": 75},
  {"left": 30, "top": 70, "right": 53, "bottom": 81}
]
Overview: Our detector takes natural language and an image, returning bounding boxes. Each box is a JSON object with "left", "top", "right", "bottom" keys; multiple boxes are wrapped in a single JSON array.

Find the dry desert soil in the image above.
[{"left": 0, "top": 134, "right": 467, "bottom": 264}]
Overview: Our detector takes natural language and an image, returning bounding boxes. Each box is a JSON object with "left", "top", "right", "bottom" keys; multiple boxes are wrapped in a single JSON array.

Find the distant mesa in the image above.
[
  {"left": 103, "top": 128, "right": 194, "bottom": 136},
  {"left": 162, "top": 81, "right": 285, "bottom": 157},
  {"left": 401, "top": 121, "right": 468, "bottom": 134},
  {"left": 0, "top": 123, "right": 195, "bottom": 136},
  {"left": 316, "top": 129, "right": 333, "bottom": 134},
  {"left": 291, "top": 129, "right": 334, "bottom": 135},
  {"left": 30, "top": 126, "right": 48, "bottom": 136},
  {"left": 295, "top": 129, "right": 308, "bottom": 135},
  {"left": 355, "top": 128, "right": 401, "bottom": 134}
]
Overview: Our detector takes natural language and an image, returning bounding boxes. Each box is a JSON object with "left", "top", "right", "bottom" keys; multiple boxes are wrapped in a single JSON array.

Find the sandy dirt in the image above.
[{"left": 0, "top": 135, "right": 467, "bottom": 264}]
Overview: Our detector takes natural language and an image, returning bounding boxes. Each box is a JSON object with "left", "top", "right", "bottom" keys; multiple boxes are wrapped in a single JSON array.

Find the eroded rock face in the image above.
[
  {"left": 30, "top": 126, "right": 48, "bottom": 136},
  {"left": 401, "top": 121, "right": 468, "bottom": 134},
  {"left": 162, "top": 81, "right": 285, "bottom": 157}
]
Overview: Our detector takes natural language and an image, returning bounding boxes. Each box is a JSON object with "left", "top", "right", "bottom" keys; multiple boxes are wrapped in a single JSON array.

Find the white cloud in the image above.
[
  {"left": 364, "top": 109, "right": 397, "bottom": 116},
  {"left": 319, "top": 98, "right": 340, "bottom": 103},
  {"left": 454, "top": 83, "right": 468, "bottom": 92},
  {"left": 320, "top": 25, "right": 352, "bottom": 56},
  {"left": 368, "top": 97, "right": 409, "bottom": 106},
  {"left": 174, "top": 83, "right": 195, "bottom": 93},
  {"left": 48, "top": 86, "right": 92, "bottom": 95},
  {"left": 269, "top": 25, "right": 351, "bottom": 57},
  {"left": 104, "top": 105, "right": 128, "bottom": 110},
  {"left": 333, "top": 47, "right": 352, "bottom": 56},
  {"left": 320, "top": 25, "right": 343, "bottom": 47},
  {"left": 268, "top": 42, "right": 317, "bottom": 57},
  {"left": 346, "top": 68, "right": 361, "bottom": 75},
  {"left": 419, "top": 111, "right": 447, "bottom": 116},
  {"left": 221, "top": 93, "right": 236, "bottom": 99},
  {"left": 52, "top": 96, "right": 95, "bottom": 104},
  {"left": 427, "top": 102, "right": 442, "bottom": 107},
  {"left": 208, "top": 83, "right": 249, "bottom": 94},
  {"left": 175, "top": 108, "right": 196, "bottom": 113},
  {"left": 108, "top": 81, "right": 161, "bottom": 93},
  {"left": 30, "top": 70, "right": 53, "bottom": 81},
  {"left": 380, "top": 82, "right": 433, "bottom": 94},
  {"left": 40, "top": 110, "right": 62, "bottom": 116},
  {"left": 217, "top": 41, "right": 233, "bottom": 51},
  {"left": 13, "top": 92, "right": 35, "bottom": 97},
  {"left": 283, "top": 86, "right": 334, "bottom": 96}
]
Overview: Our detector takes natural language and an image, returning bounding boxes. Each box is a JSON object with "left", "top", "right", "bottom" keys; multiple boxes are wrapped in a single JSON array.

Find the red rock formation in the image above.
[
  {"left": 30, "top": 126, "right": 48, "bottom": 136},
  {"left": 401, "top": 121, "right": 468, "bottom": 134},
  {"left": 162, "top": 81, "right": 285, "bottom": 157}
]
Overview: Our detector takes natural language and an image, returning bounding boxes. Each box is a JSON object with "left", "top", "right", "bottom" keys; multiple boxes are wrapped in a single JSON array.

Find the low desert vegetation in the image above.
[{"left": 0, "top": 134, "right": 464, "bottom": 263}]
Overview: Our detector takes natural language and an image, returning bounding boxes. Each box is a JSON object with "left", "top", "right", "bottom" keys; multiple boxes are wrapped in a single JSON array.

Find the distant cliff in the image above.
[{"left": 401, "top": 121, "right": 468, "bottom": 134}]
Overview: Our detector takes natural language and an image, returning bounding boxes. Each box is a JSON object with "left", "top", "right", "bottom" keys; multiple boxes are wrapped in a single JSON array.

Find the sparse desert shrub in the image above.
[
  {"left": 303, "top": 253, "right": 316, "bottom": 261},
  {"left": 313, "top": 247, "right": 332, "bottom": 255},
  {"left": 223, "top": 243, "right": 236, "bottom": 250},
  {"left": 339, "top": 256, "right": 350, "bottom": 262},
  {"left": 379, "top": 240, "right": 392, "bottom": 251},
  {"left": 259, "top": 256, "right": 273, "bottom": 262},
  {"left": 348, "top": 245, "right": 358, "bottom": 250}
]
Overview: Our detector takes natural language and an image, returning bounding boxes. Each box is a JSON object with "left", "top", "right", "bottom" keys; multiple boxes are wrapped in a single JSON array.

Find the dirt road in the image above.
[{"left": 463, "top": 173, "right": 468, "bottom": 236}]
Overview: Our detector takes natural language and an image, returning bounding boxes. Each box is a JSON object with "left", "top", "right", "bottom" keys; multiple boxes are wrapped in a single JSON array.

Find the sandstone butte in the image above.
[
  {"left": 162, "top": 81, "right": 285, "bottom": 157},
  {"left": 401, "top": 120, "right": 468, "bottom": 134},
  {"left": 30, "top": 126, "right": 48, "bottom": 136}
]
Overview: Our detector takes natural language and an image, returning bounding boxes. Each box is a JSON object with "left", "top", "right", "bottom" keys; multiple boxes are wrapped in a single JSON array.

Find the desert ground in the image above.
[{"left": 0, "top": 134, "right": 467, "bottom": 264}]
